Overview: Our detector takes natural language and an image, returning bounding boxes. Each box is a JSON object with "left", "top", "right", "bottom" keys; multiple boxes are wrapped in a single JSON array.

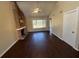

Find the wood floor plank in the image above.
[{"left": 2, "top": 31, "right": 79, "bottom": 58}]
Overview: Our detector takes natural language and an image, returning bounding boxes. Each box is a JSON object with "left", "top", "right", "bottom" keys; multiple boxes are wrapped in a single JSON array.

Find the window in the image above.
[{"left": 32, "top": 20, "right": 46, "bottom": 29}]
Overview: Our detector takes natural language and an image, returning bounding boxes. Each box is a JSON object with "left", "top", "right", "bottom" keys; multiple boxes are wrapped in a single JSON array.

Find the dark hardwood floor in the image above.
[{"left": 2, "top": 31, "right": 79, "bottom": 58}]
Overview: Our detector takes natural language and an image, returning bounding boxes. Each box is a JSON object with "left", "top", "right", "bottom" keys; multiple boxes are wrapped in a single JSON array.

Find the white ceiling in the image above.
[{"left": 17, "top": 1, "right": 56, "bottom": 17}]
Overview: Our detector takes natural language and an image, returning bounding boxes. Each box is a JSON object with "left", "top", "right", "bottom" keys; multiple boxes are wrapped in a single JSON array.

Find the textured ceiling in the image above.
[{"left": 17, "top": 1, "right": 56, "bottom": 17}]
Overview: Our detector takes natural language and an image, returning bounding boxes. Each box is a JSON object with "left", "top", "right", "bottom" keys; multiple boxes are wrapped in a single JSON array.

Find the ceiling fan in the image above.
[{"left": 32, "top": 8, "right": 41, "bottom": 13}]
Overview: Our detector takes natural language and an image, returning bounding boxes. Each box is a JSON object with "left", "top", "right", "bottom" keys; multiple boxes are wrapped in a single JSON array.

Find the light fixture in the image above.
[{"left": 32, "top": 8, "right": 41, "bottom": 13}]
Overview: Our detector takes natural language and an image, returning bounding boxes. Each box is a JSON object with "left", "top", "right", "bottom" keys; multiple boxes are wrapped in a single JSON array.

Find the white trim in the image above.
[
  {"left": 52, "top": 32, "right": 63, "bottom": 40},
  {"left": 73, "top": 46, "right": 79, "bottom": 51},
  {"left": 0, "top": 39, "right": 18, "bottom": 57},
  {"left": 64, "top": 40, "right": 79, "bottom": 51},
  {"left": 52, "top": 33, "right": 79, "bottom": 51},
  {"left": 16, "top": 26, "right": 26, "bottom": 31}
]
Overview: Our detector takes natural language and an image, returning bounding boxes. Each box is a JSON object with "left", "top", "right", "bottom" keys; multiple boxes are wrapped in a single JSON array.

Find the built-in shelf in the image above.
[
  {"left": 16, "top": 26, "right": 26, "bottom": 40},
  {"left": 16, "top": 26, "right": 26, "bottom": 31}
]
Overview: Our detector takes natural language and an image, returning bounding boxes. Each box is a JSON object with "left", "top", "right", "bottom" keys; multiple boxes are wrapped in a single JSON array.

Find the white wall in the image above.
[
  {"left": 50, "top": 1, "right": 79, "bottom": 50},
  {"left": 0, "top": 2, "right": 18, "bottom": 57}
]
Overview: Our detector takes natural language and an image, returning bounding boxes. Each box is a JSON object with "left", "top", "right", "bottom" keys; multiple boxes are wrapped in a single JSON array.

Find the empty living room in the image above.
[{"left": 0, "top": 0, "right": 79, "bottom": 58}]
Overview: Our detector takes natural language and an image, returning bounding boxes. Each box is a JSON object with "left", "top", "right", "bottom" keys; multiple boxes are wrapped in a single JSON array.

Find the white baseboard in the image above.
[
  {"left": 63, "top": 41, "right": 79, "bottom": 51},
  {"left": 0, "top": 39, "right": 18, "bottom": 57},
  {"left": 73, "top": 46, "right": 79, "bottom": 51},
  {"left": 28, "top": 29, "right": 49, "bottom": 32},
  {"left": 52, "top": 32, "right": 62, "bottom": 40},
  {"left": 52, "top": 33, "right": 79, "bottom": 51}
]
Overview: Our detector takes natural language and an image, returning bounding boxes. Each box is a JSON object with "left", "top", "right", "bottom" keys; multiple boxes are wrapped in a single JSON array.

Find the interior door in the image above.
[{"left": 63, "top": 9, "right": 78, "bottom": 49}]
